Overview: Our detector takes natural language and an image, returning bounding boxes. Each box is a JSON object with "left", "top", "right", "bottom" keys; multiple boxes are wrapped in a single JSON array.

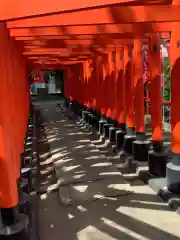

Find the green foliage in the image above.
[
  {"left": 163, "top": 57, "right": 171, "bottom": 101},
  {"left": 48, "top": 70, "right": 56, "bottom": 76}
]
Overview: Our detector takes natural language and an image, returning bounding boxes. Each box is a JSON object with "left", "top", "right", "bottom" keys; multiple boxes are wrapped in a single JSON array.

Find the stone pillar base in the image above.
[
  {"left": 132, "top": 140, "right": 150, "bottom": 163},
  {"left": 98, "top": 119, "right": 107, "bottom": 135},
  {"left": 123, "top": 134, "right": 136, "bottom": 155},
  {"left": 104, "top": 123, "right": 114, "bottom": 138},
  {"left": 0, "top": 209, "right": 29, "bottom": 240},
  {"left": 148, "top": 150, "right": 167, "bottom": 177},
  {"left": 166, "top": 154, "right": 180, "bottom": 193},
  {"left": 115, "top": 130, "right": 126, "bottom": 151},
  {"left": 109, "top": 127, "right": 117, "bottom": 142}
]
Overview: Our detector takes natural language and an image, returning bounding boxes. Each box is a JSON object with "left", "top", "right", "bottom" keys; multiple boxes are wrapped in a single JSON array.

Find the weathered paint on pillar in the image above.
[
  {"left": 124, "top": 44, "right": 135, "bottom": 129},
  {"left": 149, "top": 34, "right": 163, "bottom": 142},
  {"left": 134, "top": 39, "right": 145, "bottom": 133}
]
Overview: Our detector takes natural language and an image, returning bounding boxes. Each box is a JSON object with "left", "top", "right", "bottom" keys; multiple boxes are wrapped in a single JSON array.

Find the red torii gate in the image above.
[{"left": 0, "top": 0, "right": 180, "bottom": 238}]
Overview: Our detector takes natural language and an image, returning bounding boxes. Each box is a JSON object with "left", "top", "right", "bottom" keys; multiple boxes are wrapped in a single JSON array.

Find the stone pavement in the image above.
[{"left": 35, "top": 101, "right": 180, "bottom": 240}]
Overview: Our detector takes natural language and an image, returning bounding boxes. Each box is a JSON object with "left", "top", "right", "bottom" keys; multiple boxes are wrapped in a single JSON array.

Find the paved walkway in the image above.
[{"left": 36, "top": 101, "right": 180, "bottom": 240}]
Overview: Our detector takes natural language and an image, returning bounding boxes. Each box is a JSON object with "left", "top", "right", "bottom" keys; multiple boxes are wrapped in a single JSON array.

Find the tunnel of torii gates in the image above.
[{"left": 1, "top": 0, "right": 180, "bottom": 237}]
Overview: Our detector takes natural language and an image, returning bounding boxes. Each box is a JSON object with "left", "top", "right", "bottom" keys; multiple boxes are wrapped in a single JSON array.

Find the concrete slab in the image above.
[
  {"left": 36, "top": 102, "right": 180, "bottom": 240},
  {"left": 58, "top": 178, "right": 133, "bottom": 204},
  {"left": 55, "top": 163, "right": 122, "bottom": 186}
]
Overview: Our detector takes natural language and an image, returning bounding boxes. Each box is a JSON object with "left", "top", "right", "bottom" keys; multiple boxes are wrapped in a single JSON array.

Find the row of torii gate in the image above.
[{"left": 0, "top": 0, "right": 180, "bottom": 238}]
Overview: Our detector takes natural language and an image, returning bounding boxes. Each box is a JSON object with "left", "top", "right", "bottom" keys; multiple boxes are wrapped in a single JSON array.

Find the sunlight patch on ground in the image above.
[
  {"left": 73, "top": 145, "right": 86, "bottom": 149},
  {"left": 91, "top": 162, "right": 112, "bottom": 167},
  {"left": 62, "top": 165, "right": 81, "bottom": 172},
  {"left": 99, "top": 172, "right": 122, "bottom": 176},
  {"left": 48, "top": 137, "right": 64, "bottom": 143},
  {"left": 101, "top": 217, "right": 151, "bottom": 240},
  {"left": 51, "top": 147, "right": 67, "bottom": 154},
  {"left": 77, "top": 205, "right": 87, "bottom": 212},
  {"left": 72, "top": 185, "right": 88, "bottom": 193},
  {"left": 85, "top": 155, "right": 105, "bottom": 160},
  {"left": 116, "top": 206, "right": 180, "bottom": 236},
  {"left": 68, "top": 213, "right": 75, "bottom": 220},
  {"left": 77, "top": 139, "right": 90, "bottom": 143},
  {"left": 77, "top": 225, "right": 117, "bottom": 240}
]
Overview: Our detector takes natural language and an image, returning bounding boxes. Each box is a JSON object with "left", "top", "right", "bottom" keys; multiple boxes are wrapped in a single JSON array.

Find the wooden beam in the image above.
[
  {"left": 9, "top": 23, "right": 172, "bottom": 38},
  {"left": 6, "top": 5, "right": 180, "bottom": 26},
  {"left": 14, "top": 35, "right": 95, "bottom": 41},
  {"left": 10, "top": 32, "right": 170, "bottom": 41},
  {"left": 23, "top": 48, "right": 72, "bottom": 56},
  {"left": 23, "top": 48, "right": 93, "bottom": 56},
  {"left": 1, "top": 0, "right": 135, "bottom": 20},
  {"left": 33, "top": 60, "right": 85, "bottom": 65}
]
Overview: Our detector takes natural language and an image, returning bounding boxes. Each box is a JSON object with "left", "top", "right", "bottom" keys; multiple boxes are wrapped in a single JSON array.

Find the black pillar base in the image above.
[
  {"left": 166, "top": 153, "right": 180, "bottom": 193},
  {"left": 91, "top": 115, "right": 98, "bottom": 129},
  {"left": 148, "top": 150, "right": 167, "bottom": 177},
  {"left": 109, "top": 127, "right": 117, "bottom": 142},
  {"left": 99, "top": 119, "right": 107, "bottom": 135},
  {"left": 88, "top": 114, "right": 93, "bottom": 126},
  {"left": 132, "top": 140, "right": 150, "bottom": 162},
  {"left": 19, "top": 192, "right": 30, "bottom": 216},
  {"left": 81, "top": 110, "right": 88, "bottom": 123},
  {"left": 115, "top": 130, "right": 126, "bottom": 151},
  {"left": 0, "top": 209, "right": 29, "bottom": 240},
  {"left": 17, "top": 179, "right": 30, "bottom": 216},
  {"left": 104, "top": 123, "right": 114, "bottom": 138},
  {"left": 21, "top": 154, "right": 32, "bottom": 169},
  {"left": 123, "top": 134, "right": 136, "bottom": 155}
]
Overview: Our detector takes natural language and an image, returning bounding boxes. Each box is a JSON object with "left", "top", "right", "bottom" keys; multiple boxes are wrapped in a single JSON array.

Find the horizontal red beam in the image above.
[
  {"left": 28, "top": 55, "right": 91, "bottom": 60},
  {"left": 20, "top": 39, "right": 94, "bottom": 49},
  {"left": 7, "top": 5, "right": 180, "bottom": 27},
  {"left": 0, "top": 0, "right": 134, "bottom": 20},
  {"left": 14, "top": 35, "right": 95, "bottom": 41},
  {"left": 21, "top": 39, "right": 135, "bottom": 49},
  {"left": 11, "top": 32, "right": 170, "bottom": 41},
  {"left": 23, "top": 48, "right": 93, "bottom": 56},
  {"left": 23, "top": 48, "right": 72, "bottom": 56},
  {"left": 33, "top": 60, "right": 85, "bottom": 65},
  {"left": 9, "top": 23, "right": 172, "bottom": 37}
]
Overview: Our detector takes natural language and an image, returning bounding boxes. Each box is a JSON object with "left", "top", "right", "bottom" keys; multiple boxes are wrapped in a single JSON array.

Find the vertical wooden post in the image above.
[
  {"left": 100, "top": 55, "right": 108, "bottom": 118},
  {"left": 116, "top": 47, "right": 126, "bottom": 129},
  {"left": 149, "top": 35, "right": 163, "bottom": 145},
  {"left": 133, "top": 40, "right": 145, "bottom": 137},
  {"left": 123, "top": 44, "right": 136, "bottom": 155},
  {"left": 132, "top": 39, "right": 150, "bottom": 163},
  {"left": 148, "top": 34, "right": 167, "bottom": 177},
  {"left": 166, "top": 0, "right": 180, "bottom": 193},
  {"left": 0, "top": 22, "right": 28, "bottom": 238},
  {"left": 113, "top": 46, "right": 127, "bottom": 151},
  {"left": 106, "top": 50, "right": 114, "bottom": 121}
]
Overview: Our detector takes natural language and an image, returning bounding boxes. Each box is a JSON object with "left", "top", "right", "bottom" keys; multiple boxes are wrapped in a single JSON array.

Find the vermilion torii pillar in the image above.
[
  {"left": 106, "top": 49, "right": 115, "bottom": 122},
  {"left": 123, "top": 44, "right": 136, "bottom": 155},
  {"left": 148, "top": 34, "right": 167, "bottom": 177},
  {"left": 166, "top": 10, "right": 180, "bottom": 193},
  {"left": 0, "top": 23, "right": 29, "bottom": 238},
  {"left": 103, "top": 50, "right": 116, "bottom": 139},
  {"left": 113, "top": 47, "right": 127, "bottom": 151},
  {"left": 116, "top": 47, "right": 126, "bottom": 130},
  {"left": 132, "top": 39, "right": 150, "bottom": 163}
]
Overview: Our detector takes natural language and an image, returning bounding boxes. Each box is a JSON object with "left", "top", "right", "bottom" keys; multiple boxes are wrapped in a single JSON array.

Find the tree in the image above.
[{"left": 163, "top": 57, "right": 171, "bottom": 101}]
